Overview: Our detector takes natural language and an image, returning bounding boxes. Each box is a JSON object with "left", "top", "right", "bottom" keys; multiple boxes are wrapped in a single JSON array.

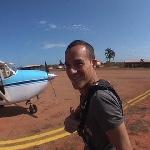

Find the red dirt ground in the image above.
[{"left": 0, "top": 68, "right": 150, "bottom": 150}]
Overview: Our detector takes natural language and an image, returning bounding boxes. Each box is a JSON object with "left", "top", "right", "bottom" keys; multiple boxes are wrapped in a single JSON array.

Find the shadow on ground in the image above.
[{"left": 0, "top": 105, "right": 30, "bottom": 117}]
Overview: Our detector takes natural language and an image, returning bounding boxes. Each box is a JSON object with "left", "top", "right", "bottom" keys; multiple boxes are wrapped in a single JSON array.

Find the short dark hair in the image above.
[{"left": 65, "top": 40, "right": 95, "bottom": 59}]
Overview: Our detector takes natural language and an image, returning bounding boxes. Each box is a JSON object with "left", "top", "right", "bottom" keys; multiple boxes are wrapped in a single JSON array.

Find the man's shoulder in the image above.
[
  {"left": 90, "top": 87, "right": 122, "bottom": 112},
  {"left": 91, "top": 90, "right": 116, "bottom": 104},
  {"left": 89, "top": 79, "right": 121, "bottom": 103}
]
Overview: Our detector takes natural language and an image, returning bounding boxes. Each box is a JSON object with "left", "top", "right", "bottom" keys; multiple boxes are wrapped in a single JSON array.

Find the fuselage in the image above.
[{"left": 0, "top": 70, "right": 50, "bottom": 105}]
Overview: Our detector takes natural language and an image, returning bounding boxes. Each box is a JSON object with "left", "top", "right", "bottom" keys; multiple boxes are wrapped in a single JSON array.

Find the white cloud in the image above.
[
  {"left": 38, "top": 20, "right": 90, "bottom": 32},
  {"left": 43, "top": 43, "right": 66, "bottom": 49},
  {"left": 71, "top": 24, "right": 90, "bottom": 31},
  {"left": 62, "top": 24, "right": 90, "bottom": 31},
  {"left": 48, "top": 24, "right": 57, "bottom": 29},
  {"left": 39, "top": 20, "right": 47, "bottom": 25}
]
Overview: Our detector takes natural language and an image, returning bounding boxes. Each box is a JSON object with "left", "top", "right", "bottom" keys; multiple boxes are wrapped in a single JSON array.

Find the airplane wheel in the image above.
[
  {"left": 29, "top": 104, "right": 37, "bottom": 114},
  {"left": 0, "top": 105, "right": 4, "bottom": 108}
]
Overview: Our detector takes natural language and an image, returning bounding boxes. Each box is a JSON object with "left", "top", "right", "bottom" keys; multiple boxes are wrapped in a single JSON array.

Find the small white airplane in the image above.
[{"left": 0, "top": 61, "right": 57, "bottom": 114}]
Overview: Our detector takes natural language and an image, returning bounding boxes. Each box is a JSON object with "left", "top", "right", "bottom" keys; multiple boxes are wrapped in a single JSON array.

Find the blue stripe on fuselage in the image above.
[
  {"left": 3, "top": 70, "right": 48, "bottom": 87},
  {"left": 4, "top": 78, "right": 48, "bottom": 87}
]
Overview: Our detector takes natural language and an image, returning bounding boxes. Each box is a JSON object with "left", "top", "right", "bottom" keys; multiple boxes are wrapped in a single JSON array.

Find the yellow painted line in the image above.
[
  {"left": 0, "top": 132, "right": 70, "bottom": 150},
  {"left": 123, "top": 105, "right": 128, "bottom": 111},
  {"left": 129, "top": 94, "right": 150, "bottom": 106},
  {"left": 123, "top": 90, "right": 150, "bottom": 110},
  {"left": 126, "top": 90, "right": 150, "bottom": 105},
  {"left": 0, "top": 127, "right": 64, "bottom": 145},
  {"left": 124, "top": 91, "right": 150, "bottom": 110}
]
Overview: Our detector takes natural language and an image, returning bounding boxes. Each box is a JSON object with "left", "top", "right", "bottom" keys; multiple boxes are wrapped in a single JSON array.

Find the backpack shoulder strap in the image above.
[
  {"left": 78, "top": 79, "right": 122, "bottom": 136},
  {"left": 78, "top": 83, "right": 104, "bottom": 137}
]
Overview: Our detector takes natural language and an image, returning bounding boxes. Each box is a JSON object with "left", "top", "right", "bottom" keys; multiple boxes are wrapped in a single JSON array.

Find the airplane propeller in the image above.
[
  {"left": 44, "top": 61, "right": 57, "bottom": 97},
  {"left": 45, "top": 61, "right": 49, "bottom": 75}
]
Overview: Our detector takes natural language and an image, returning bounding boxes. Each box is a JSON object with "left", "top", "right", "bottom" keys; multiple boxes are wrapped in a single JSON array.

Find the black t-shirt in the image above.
[{"left": 82, "top": 89, "right": 124, "bottom": 150}]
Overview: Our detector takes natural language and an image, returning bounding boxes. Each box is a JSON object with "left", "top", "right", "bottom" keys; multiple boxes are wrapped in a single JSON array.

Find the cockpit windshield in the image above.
[
  {"left": 0, "top": 62, "right": 16, "bottom": 79},
  {"left": 6, "top": 63, "right": 17, "bottom": 72}
]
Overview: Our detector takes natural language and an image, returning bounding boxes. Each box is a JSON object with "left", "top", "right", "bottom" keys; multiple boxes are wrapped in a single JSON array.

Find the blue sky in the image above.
[{"left": 0, "top": 0, "right": 150, "bottom": 66}]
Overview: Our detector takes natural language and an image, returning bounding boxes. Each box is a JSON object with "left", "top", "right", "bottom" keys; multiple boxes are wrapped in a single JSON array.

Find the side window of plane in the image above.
[
  {"left": 4, "top": 65, "right": 11, "bottom": 78},
  {"left": 0, "top": 67, "right": 6, "bottom": 78},
  {"left": 0, "top": 65, "right": 11, "bottom": 79}
]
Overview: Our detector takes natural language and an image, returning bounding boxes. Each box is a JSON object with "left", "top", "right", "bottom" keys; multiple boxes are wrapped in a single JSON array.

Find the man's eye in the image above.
[
  {"left": 75, "top": 63, "right": 84, "bottom": 67},
  {"left": 78, "top": 63, "right": 83, "bottom": 66}
]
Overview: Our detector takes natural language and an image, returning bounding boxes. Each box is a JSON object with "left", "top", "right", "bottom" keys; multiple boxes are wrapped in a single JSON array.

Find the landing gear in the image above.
[
  {"left": 26, "top": 100, "right": 37, "bottom": 114},
  {"left": 0, "top": 105, "right": 4, "bottom": 108}
]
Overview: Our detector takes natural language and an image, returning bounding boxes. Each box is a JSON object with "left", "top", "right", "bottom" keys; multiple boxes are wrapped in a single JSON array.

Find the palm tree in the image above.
[{"left": 105, "top": 48, "right": 115, "bottom": 63}]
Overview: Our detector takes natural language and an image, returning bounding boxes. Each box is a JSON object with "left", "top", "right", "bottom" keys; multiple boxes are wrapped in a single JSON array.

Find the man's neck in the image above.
[{"left": 80, "top": 78, "right": 99, "bottom": 96}]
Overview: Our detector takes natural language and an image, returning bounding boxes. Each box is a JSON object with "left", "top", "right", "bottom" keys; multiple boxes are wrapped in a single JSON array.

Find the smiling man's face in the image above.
[{"left": 65, "top": 45, "right": 95, "bottom": 91}]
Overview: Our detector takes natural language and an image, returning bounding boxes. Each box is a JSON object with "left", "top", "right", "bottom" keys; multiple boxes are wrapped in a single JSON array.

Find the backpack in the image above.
[{"left": 77, "top": 79, "right": 122, "bottom": 142}]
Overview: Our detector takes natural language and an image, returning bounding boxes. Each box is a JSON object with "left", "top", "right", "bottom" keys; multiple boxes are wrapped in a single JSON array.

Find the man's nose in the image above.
[{"left": 69, "top": 67, "right": 77, "bottom": 74}]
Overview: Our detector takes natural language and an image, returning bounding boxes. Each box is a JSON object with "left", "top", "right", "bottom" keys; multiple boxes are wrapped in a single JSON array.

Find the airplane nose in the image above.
[{"left": 48, "top": 73, "right": 58, "bottom": 80}]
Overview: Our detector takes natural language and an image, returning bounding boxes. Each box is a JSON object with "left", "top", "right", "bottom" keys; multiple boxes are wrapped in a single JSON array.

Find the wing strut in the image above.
[{"left": 0, "top": 70, "right": 7, "bottom": 100}]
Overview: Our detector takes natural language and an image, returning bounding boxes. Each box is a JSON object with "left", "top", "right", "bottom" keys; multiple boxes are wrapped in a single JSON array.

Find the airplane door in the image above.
[{"left": 0, "top": 71, "right": 5, "bottom": 95}]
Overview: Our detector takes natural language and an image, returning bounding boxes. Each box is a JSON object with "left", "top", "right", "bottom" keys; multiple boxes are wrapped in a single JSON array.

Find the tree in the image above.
[{"left": 105, "top": 48, "right": 115, "bottom": 63}]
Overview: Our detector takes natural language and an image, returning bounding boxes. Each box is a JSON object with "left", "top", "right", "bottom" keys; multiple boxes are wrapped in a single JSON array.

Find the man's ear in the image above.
[{"left": 92, "top": 59, "right": 97, "bottom": 69}]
